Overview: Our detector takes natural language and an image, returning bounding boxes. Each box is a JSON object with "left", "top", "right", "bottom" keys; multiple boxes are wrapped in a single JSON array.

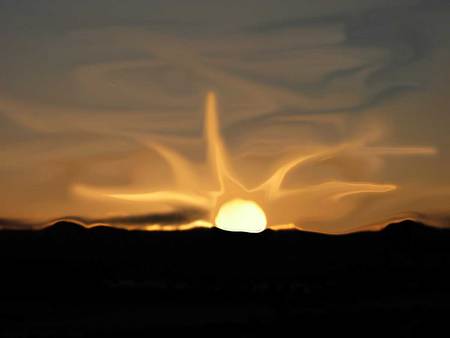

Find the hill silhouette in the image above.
[
  {"left": 44, "top": 220, "right": 87, "bottom": 231},
  {"left": 1, "top": 220, "right": 449, "bottom": 337}
]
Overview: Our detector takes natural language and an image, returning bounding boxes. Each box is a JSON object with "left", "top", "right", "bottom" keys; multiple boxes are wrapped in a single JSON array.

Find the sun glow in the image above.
[
  {"left": 73, "top": 91, "right": 436, "bottom": 233},
  {"left": 215, "top": 199, "right": 267, "bottom": 233}
]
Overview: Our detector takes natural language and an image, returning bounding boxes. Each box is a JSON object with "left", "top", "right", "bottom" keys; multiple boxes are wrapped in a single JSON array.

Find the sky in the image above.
[{"left": 0, "top": 0, "right": 449, "bottom": 232}]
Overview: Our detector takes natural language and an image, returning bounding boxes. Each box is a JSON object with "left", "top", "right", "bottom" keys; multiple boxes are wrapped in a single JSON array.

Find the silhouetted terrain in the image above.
[{"left": 1, "top": 220, "right": 450, "bottom": 337}]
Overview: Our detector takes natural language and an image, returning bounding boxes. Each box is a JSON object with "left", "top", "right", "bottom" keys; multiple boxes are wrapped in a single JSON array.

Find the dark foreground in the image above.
[{"left": 1, "top": 220, "right": 450, "bottom": 337}]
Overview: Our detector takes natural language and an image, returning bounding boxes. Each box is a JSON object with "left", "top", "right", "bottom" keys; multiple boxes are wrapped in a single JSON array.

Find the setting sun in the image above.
[{"left": 214, "top": 199, "right": 267, "bottom": 233}]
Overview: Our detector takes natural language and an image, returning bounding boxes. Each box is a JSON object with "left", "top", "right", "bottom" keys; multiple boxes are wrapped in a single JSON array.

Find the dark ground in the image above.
[{"left": 1, "top": 220, "right": 450, "bottom": 337}]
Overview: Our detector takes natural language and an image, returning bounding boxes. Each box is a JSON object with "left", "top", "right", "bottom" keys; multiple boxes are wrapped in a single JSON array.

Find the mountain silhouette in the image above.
[
  {"left": 1, "top": 219, "right": 449, "bottom": 337},
  {"left": 43, "top": 220, "right": 87, "bottom": 233},
  {"left": 382, "top": 219, "right": 436, "bottom": 235}
]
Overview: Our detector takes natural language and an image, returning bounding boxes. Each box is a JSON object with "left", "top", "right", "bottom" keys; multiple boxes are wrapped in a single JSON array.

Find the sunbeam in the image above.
[{"left": 72, "top": 92, "right": 434, "bottom": 233}]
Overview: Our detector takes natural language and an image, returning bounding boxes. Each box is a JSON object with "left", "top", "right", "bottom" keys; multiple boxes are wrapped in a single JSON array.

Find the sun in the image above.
[{"left": 214, "top": 199, "right": 267, "bottom": 233}]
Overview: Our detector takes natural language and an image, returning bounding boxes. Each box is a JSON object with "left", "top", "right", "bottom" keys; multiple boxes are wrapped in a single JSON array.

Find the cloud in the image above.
[
  {"left": 67, "top": 207, "right": 208, "bottom": 228},
  {"left": 0, "top": 207, "right": 208, "bottom": 230},
  {"left": 0, "top": 0, "right": 448, "bottom": 232},
  {"left": 0, "top": 218, "right": 35, "bottom": 230}
]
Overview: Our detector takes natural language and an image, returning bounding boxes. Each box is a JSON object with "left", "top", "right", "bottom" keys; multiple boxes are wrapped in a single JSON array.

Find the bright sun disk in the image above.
[{"left": 214, "top": 199, "right": 267, "bottom": 233}]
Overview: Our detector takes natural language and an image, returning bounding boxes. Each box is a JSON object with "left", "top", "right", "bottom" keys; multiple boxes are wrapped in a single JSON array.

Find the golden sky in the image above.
[{"left": 0, "top": 0, "right": 449, "bottom": 232}]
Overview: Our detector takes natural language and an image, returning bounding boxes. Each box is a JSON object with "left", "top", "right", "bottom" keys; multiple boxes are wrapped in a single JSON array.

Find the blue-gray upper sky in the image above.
[{"left": 0, "top": 0, "right": 449, "bottom": 231}]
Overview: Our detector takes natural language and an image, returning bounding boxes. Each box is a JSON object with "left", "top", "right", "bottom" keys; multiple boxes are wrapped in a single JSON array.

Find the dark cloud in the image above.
[
  {"left": 249, "top": 14, "right": 345, "bottom": 33},
  {"left": 249, "top": 1, "right": 450, "bottom": 84},
  {"left": 90, "top": 208, "right": 207, "bottom": 226},
  {"left": 226, "top": 0, "right": 450, "bottom": 130},
  {"left": 0, "top": 208, "right": 207, "bottom": 230},
  {"left": 0, "top": 218, "right": 35, "bottom": 230}
]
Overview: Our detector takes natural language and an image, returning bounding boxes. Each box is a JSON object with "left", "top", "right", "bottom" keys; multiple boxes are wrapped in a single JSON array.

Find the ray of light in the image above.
[
  {"left": 277, "top": 181, "right": 397, "bottom": 200},
  {"left": 205, "top": 91, "right": 228, "bottom": 192},
  {"left": 141, "top": 140, "right": 198, "bottom": 189},
  {"left": 72, "top": 92, "right": 435, "bottom": 232},
  {"left": 251, "top": 144, "right": 350, "bottom": 199},
  {"left": 330, "top": 182, "right": 397, "bottom": 200},
  {"left": 73, "top": 184, "right": 212, "bottom": 209}
]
